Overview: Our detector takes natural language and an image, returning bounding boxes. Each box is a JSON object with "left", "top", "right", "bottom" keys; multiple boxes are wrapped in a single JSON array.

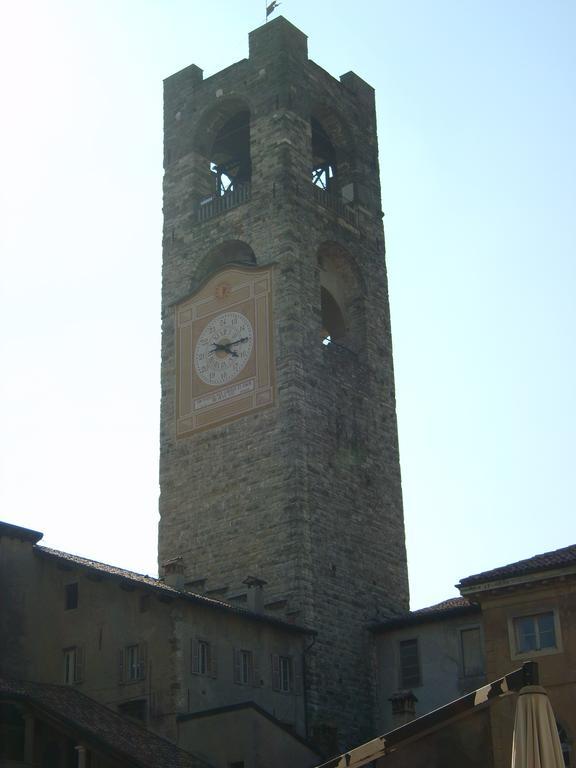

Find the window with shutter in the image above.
[
  {"left": 399, "top": 638, "right": 421, "bottom": 688},
  {"left": 191, "top": 639, "right": 200, "bottom": 674},
  {"left": 252, "top": 652, "right": 260, "bottom": 688},
  {"left": 271, "top": 654, "right": 280, "bottom": 691},
  {"left": 279, "top": 656, "right": 292, "bottom": 693},
  {"left": 191, "top": 639, "right": 216, "bottom": 678},
  {"left": 120, "top": 644, "right": 147, "bottom": 683},
  {"left": 234, "top": 649, "right": 253, "bottom": 685},
  {"left": 233, "top": 648, "right": 241, "bottom": 684},
  {"left": 460, "top": 627, "right": 484, "bottom": 677},
  {"left": 63, "top": 647, "right": 83, "bottom": 684},
  {"left": 209, "top": 644, "right": 218, "bottom": 679}
]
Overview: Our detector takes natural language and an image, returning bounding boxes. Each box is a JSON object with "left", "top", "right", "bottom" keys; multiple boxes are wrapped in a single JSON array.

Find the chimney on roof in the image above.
[
  {"left": 389, "top": 690, "right": 418, "bottom": 728},
  {"left": 163, "top": 558, "right": 185, "bottom": 590},
  {"left": 243, "top": 576, "right": 267, "bottom": 614}
]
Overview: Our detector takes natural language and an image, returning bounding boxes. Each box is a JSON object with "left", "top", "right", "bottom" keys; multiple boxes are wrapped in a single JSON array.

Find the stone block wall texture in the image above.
[{"left": 158, "top": 17, "right": 409, "bottom": 749}]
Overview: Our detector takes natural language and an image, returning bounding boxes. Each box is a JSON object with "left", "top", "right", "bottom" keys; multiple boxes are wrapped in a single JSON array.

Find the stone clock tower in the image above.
[{"left": 159, "top": 17, "right": 409, "bottom": 749}]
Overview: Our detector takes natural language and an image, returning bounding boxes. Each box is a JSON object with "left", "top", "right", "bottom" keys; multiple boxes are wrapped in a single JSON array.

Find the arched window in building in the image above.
[
  {"left": 192, "top": 240, "right": 257, "bottom": 294},
  {"left": 192, "top": 99, "right": 252, "bottom": 212},
  {"left": 317, "top": 241, "right": 365, "bottom": 352}
]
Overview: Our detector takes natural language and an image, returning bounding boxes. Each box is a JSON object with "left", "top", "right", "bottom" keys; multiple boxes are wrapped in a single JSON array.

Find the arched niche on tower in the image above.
[
  {"left": 192, "top": 97, "right": 252, "bottom": 201},
  {"left": 317, "top": 241, "right": 365, "bottom": 353},
  {"left": 191, "top": 240, "right": 257, "bottom": 294},
  {"left": 310, "top": 105, "right": 354, "bottom": 197}
]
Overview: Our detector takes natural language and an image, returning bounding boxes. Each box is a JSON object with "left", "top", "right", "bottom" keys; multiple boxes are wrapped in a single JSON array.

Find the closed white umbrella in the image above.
[{"left": 511, "top": 685, "right": 565, "bottom": 768}]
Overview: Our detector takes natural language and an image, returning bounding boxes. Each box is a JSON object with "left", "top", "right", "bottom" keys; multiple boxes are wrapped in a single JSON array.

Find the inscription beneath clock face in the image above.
[{"left": 194, "top": 311, "right": 254, "bottom": 386}]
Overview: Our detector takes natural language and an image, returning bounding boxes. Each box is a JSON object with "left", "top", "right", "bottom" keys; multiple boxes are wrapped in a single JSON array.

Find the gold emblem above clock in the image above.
[{"left": 175, "top": 266, "right": 275, "bottom": 436}]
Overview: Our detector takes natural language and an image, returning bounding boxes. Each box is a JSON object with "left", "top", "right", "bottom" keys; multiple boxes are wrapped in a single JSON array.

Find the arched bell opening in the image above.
[
  {"left": 191, "top": 240, "right": 257, "bottom": 294},
  {"left": 192, "top": 98, "right": 252, "bottom": 204},
  {"left": 321, "top": 286, "right": 346, "bottom": 345},
  {"left": 210, "top": 111, "right": 251, "bottom": 197},
  {"left": 311, "top": 118, "right": 337, "bottom": 191},
  {"left": 317, "top": 241, "right": 365, "bottom": 352},
  {"left": 310, "top": 106, "right": 354, "bottom": 197}
]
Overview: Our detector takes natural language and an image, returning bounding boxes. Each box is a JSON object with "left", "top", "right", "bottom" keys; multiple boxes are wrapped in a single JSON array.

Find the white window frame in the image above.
[
  {"left": 63, "top": 646, "right": 83, "bottom": 684},
  {"left": 126, "top": 644, "right": 140, "bottom": 682},
  {"left": 120, "top": 643, "right": 146, "bottom": 683},
  {"left": 507, "top": 609, "right": 563, "bottom": 661}
]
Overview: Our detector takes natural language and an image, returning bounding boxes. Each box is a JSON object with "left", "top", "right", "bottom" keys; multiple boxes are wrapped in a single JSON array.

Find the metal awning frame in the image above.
[{"left": 315, "top": 661, "right": 539, "bottom": 768}]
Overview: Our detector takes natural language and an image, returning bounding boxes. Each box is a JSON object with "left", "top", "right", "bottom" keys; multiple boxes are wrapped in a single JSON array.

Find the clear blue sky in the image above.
[{"left": 1, "top": 0, "right": 574, "bottom": 609}]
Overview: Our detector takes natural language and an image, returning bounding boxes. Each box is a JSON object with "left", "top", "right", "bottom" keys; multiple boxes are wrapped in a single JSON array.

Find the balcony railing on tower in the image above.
[
  {"left": 312, "top": 185, "right": 359, "bottom": 228},
  {"left": 196, "top": 183, "right": 251, "bottom": 223}
]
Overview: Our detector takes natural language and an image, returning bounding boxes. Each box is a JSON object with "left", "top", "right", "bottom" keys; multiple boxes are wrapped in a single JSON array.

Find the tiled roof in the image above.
[
  {"left": 0, "top": 520, "right": 43, "bottom": 543},
  {"left": 458, "top": 543, "right": 576, "bottom": 588},
  {"left": 0, "top": 677, "right": 211, "bottom": 768},
  {"left": 35, "top": 546, "right": 312, "bottom": 635},
  {"left": 371, "top": 596, "right": 478, "bottom": 632}
]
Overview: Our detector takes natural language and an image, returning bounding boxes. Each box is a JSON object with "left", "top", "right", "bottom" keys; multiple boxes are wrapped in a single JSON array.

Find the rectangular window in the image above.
[
  {"left": 240, "top": 650, "right": 252, "bottom": 684},
  {"left": 65, "top": 583, "right": 78, "bottom": 610},
  {"left": 460, "top": 627, "right": 484, "bottom": 677},
  {"left": 233, "top": 648, "right": 257, "bottom": 686},
  {"left": 272, "top": 654, "right": 294, "bottom": 692},
  {"left": 514, "top": 612, "right": 556, "bottom": 654},
  {"left": 399, "top": 639, "right": 421, "bottom": 688},
  {"left": 120, "top": 643, "right": 147, "bottom": 683},
  {"left": 191, "top": 638, "right": 216, "bottom": 677},
  {"left": 126, "top": 645, "right": 140, "bottom": 682},
  {"left": 63, "top": 647, "right": 83, "bottom": 684}
]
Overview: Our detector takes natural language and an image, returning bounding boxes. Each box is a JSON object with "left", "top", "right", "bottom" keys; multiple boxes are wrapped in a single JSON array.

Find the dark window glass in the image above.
[
  {"left": 65, "top": 582, "right": 78, "bottom": 610},
  {"left": 514, "top": 612, "right": 556, "bottom": 653}
]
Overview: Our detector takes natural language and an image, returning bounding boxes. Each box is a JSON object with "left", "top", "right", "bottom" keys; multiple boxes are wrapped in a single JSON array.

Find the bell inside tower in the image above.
[{"left": 210, "top": 111, "right": 251, "bottom": 197}]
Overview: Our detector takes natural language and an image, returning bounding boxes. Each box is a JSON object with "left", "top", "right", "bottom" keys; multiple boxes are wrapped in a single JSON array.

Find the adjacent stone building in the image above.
[
  {"left": 458, "top": 544, "right": 576, "bottom": 768},
  {"left": 0, "top": 521, "right": 319, "bottom": 768},
  {"left": 371, "top": 545, "right": 576, "bottom": 768}
]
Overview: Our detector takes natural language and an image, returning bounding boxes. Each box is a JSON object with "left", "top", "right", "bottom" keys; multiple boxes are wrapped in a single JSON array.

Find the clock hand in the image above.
[
  {"left": 227, "top": 336, "right": 250, "bottom": 347},
  {"left": 210, "top": 342, "right": 239, "bottom": 357}
]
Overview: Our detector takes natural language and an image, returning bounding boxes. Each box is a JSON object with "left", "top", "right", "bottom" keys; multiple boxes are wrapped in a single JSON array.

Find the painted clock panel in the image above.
[{"left": 175, "top": 266, "right": 275, "bottom": 436}]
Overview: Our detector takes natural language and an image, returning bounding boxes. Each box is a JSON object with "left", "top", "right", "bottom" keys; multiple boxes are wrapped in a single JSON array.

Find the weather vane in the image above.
[{"left": 265, "top": 1, "right": 280, "bottom": 21}]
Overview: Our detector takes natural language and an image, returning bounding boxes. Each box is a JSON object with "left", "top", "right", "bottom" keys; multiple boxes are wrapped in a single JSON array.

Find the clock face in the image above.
[
  {"left": 175, "top": 266, "right": 275, "bottom": 436},
  {"left": 194, "top": 311, "right": 254, "bottom": 386}
]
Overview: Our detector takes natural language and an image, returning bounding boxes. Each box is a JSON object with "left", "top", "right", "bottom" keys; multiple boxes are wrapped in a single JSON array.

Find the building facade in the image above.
[
  {"left": 158, "top": 16, "right": 409, "bottom": 749},
  {"left": 459, "top": 544, "right": 576, "bottom": 768},
  {"left": 0, "top": 521, "right": 319, "bottom": 768},
  {"left": 372, "top": 597, "right": 485, "bottom": 734}
]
